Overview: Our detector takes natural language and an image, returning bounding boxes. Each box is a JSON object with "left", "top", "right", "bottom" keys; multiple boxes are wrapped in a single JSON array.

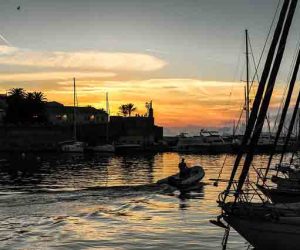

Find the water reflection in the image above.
[{"left": 0, "top": 152, "right": 270, "bottom": 249}]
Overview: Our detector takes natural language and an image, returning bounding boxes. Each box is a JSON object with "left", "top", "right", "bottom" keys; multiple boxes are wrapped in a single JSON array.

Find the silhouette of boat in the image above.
[
  {"left": 175, "top": 130, "right": 232, "bottom": 153},
  {"left": 157, "top": 165, "right": 205, "bottom": 191},
  {"left": 60, "top": 78, "right": 85, "bottom": 153},
  {"left": 211, "top": 1, "right": 300, "bottom": 248}
]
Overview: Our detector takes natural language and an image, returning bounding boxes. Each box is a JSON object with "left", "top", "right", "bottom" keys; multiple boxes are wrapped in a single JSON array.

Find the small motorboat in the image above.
[{"left": 157, "top": 165, "right": 205, "bottom": 191}]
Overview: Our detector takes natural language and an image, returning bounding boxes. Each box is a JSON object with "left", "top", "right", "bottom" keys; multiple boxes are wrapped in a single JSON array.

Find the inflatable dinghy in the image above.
[{"left": 157, "top": 165, "right": 205, "bottom": 190}]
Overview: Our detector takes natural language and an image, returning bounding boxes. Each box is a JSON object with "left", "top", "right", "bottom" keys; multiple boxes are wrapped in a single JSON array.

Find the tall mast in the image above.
[
  {"left": 224, "top": 0, "right": 291, "bottom": 196},
  {"left": 279, "top": 90, "right": 300, "bottom": 164},
  {"left": 264, "top": 45, "right": 300, "bottom": 179},
  {"left": 235, "top": 0, "right": 297, "bottom": 196},
  {"left": 73, "top": 77, "right": 77, "bottom": 141},
  {"left": 245, "top": 29, "right": 250, "bottom": 126}
]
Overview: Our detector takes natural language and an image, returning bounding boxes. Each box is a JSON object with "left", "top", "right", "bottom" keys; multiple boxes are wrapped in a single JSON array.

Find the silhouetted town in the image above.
[
  {"left": 1, "top": 88, "right": 299, "bottom": 154},
  {"left": 0, "top": 89, "right": 163, "bottom": 152}
]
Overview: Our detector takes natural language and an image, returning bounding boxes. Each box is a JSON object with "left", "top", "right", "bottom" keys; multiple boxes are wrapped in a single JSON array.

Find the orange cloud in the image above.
[
  {"left": 0, "top": 43, "right": 293, "bottom": 129},
  {"left": 36, "top": 78, "right": 246, "bottom": 127}
]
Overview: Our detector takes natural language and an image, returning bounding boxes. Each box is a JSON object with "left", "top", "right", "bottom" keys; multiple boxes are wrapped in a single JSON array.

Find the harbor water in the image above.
[{"left": 0, "top": 152, "right": 276, "bottom": 249}]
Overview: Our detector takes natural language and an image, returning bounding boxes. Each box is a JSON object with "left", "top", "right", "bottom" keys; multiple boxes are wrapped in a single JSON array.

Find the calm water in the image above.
[{"left": 0, "top": 152, "right": 274, "bottom": 250}]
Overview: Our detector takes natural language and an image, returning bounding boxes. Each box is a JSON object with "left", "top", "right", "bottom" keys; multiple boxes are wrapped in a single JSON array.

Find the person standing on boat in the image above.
[{"left": 179, "top": 158, "right": 189, "bottom": 179}]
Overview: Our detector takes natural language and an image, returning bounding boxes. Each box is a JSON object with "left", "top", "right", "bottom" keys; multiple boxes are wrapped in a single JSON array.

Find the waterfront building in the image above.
[
  {"left": 46, "top": 101, "right": 108, "bottom": 125},
  {"left": 110, "top": 101, "right": 163, "bottom": 147}
]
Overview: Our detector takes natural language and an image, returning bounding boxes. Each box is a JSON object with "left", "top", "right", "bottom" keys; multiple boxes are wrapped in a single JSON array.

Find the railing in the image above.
[{"left": 218, "top": 179, "right": 269, "bottom": 206}]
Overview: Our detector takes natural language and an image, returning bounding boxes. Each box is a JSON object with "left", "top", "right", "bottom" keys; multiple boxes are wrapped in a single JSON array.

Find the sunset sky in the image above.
[{"left": 0, "top": 0, "right": 300, "bottom": 133}]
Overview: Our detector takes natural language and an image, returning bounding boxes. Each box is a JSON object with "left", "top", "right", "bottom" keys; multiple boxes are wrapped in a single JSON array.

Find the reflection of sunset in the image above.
[{"left": 0, "top": 152, "right": 278, "bottom": 249}]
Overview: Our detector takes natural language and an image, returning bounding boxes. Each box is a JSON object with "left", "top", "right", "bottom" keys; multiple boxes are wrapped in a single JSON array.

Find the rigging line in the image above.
[
  {"left": 264, "top": 44, "right": 300, "bottom": 181},
  {"left": 272, "top": 78, "right": 290, "bottom": 134},
  {"left": 248, "top": 0, "right": 282, "bottom": 92},
  {"left": 248, "top": 36, "right": 260, "bottom": 87},
  {"left": 225, "top": 36, "right": 243, "bottom": 114},
  {"left": 232, "top": 98, "right": 246, "bottom": 136},
  {"left": 213, "top": 154, "right": 229, "bottom": 186},
  {"left": 219, "top": 100, "right": 244, "bottom": 185},
  {"left": 243, "top": 1, "right": 283, "bottom": 137},
  {"left": 234, "top": 103, "right": 245, "bottom": 133},
  {"left": 224, "top": 0, "right": 290, "bottom": 196},
  {"left": 225, "top": 34, "right": 245, "bottom": 110},
  {"left": 217, "top": 1, "right": 281, "bottom": 190},
  {"left": 233, "top": 35, "right": 245, "bottom": 83},
  {"left": 227, "top": 36, "right": 245, "bottom": 109},
  {"left": 235, "top": 0, "right": 298, "bottom": 196},
  {"left": 279, "top": 90, "right": 300, "bottom": 165},
  {"left": 240, "top": 62, "right": 246, "bottom": 82},
  {"left": 248, "top": 35, "right": 261, "bottom": 114},
  {"left": 272, "top": 42, "right": 299, "bottom": 133},
  {"left": 272, "top": 34, "right": 300, "bottom": 134},
  {"left": 230, "top": 36, "right": 250, "bottom": 130}
]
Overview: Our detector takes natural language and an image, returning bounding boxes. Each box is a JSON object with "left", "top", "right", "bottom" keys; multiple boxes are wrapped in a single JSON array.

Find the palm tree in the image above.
[
  {"left": 26, "top": 92, "right": 34, "bottom": 101},
  {"left": 6, "top": 88, "right": 27, "bottom": 123},
  {"left": 126, "top": 103, "right": 136, "bottom": 117},
  {"left": 8, "top": 88, "right": 26, "bottom": 100},
  {"left": 5, "top": 88, "right": 48, "bottom": 124},
  {"left": 119, "top": 104, "right": 128, "bottom": 117},
  {"left": 32, "top": 91, "right": 46, "bottom": 103},
  {"left": 31, "top": 92, "right": 47, "bottom": 122}
]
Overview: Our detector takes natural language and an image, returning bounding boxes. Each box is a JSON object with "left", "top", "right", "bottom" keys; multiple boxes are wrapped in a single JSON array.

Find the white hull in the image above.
[{"left": 224, "top": 214, "right": 300, "bottom": 249}]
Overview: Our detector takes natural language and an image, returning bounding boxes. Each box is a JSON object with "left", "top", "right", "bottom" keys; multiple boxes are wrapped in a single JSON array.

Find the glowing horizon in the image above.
[{"left": 0, "top": 0, "right": 299, "bottom": 131}]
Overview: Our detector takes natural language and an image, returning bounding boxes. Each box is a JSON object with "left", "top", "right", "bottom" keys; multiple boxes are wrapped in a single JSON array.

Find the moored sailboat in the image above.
[
  {"left": 88, "top": 93, "right": 115, "bottom": 153},
  {"left": 60, "top": 78, "right": 85, "bottom": 153},
  {"left": 212, "top": 0, "right": 300, "bottom": 249}
]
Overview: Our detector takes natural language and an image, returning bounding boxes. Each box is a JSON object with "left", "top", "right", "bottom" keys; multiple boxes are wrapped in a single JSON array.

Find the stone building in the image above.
[{"left": 109, "top": 101, "right": 163, "bottom": 146}]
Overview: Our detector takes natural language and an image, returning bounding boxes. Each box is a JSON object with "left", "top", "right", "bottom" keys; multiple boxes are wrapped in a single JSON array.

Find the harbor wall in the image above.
[
  {"left": 0, "top": 125, "right": 107, "bottom": 152},
  {"left": 0, "top": 121, "right": 163, "bottom": 152}
]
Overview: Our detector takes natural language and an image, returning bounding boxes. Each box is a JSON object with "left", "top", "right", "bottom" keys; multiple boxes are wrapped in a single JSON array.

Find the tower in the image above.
[{"left": 146, "top": 101, "right": 153, "bottom": 118}]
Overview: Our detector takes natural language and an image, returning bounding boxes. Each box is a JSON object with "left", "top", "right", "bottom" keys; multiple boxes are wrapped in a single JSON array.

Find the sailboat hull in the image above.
[
  {"left": 258, "top": 184, "right": 300, "bottom": 203},
  {"left": 224, "top": 214, "right": 300, "bottom": 249}
]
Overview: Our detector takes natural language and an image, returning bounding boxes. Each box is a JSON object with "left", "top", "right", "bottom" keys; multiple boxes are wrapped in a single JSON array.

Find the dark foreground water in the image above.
[{"left": 0, "top": 152, "right": 274, "bottom": 250}]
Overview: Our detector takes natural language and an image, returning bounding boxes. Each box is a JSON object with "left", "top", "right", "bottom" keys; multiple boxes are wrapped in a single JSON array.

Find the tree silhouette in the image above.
[
  {"left": 27, "top": 91, "right": 47, "bottom": 122},
  {"left": 5, "top": 88, "right": 47, "bottom": 124},
  {"left": 8, "top": 88, "right": 26, "bottom": 99},
  {"left": 32, "top": 92, "right": 46, "bottom": 102},
  {"left": 119, "top": 104, "right": 128, "bottom": 117},
  {"left": 6, "top": 88, "right": 27, "bottom": 123},
  {"left": 118, "top": 103, "right": 137, "bottom": 117},
  {"left": 126, "top": 103, "right": 136, "bottom": 117}
]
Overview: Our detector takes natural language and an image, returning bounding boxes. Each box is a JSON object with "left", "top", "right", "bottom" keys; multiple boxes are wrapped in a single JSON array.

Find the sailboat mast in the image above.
[
  {"left": 264, "top": 45, "right": 300, "bottom": 178},
  {"left": 235, "top": 0, "right": 297, "bottom": 196},
  {"left": 245, "top": 29, "right": 250, "bottom": 126},
  {"left": 280, "top": 90, "right": 300, "bottom": 164},
  {"left": 73, "top": 77, "right": 77, "bottom": 141},
  {"left": 224, "top": 0, "right": 291, "bottom": 196}
]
